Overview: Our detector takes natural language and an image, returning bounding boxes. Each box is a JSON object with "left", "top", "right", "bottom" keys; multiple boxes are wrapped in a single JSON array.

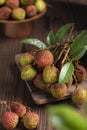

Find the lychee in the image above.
[
  {"left": 66, "top": 76, "right": 73, "bottom": 87},
  {"left": 0, "top": 0, "right": 6, "bottom": 5},
  {"left": 19, "top": 52, "right": 34, "bottom": 67},
  {"left": 50, "top": 83, "right": 67, "bottom": 99},
  {"left": 1, "top": 111, "right": 19, "bottom": 130},
  {"left": 74, "top": 65, "right": 87, "bottom": 83},
  {"left": 71, "top": 87, "right": 87, "bottom": 105},
  {"left": 22, "top": 112, "right": 39, "bottom": 129},
  {"left": 21, "top": 64, "right": 37, "bottom": 80},
  {"left": 26, "top": 5, "right": 37, "bottom": 18},
  {"left": 7, "top": 0, "right": 20, "bottom": 9},
  {"left": 0, "top": 6, "right": 11, "bottom": 20},
  {"left": 35, "top": 0, "right": 46, "bottom": 13},
  {"left": 20, "top": 0, "right": 29, "bottom": 6},
  {"left": 11, "top": 102, "right": 26, "bottom": 118},
  {"left": 12, "top": 7, "right": 26, "bottom": 20},
  {"left": 34, "top": 73, "right": 50, "bottom": 90},
  {"left": 35, "top": 49, "right": 54, "bottom": 67},
  {"left": 43, "top": 66, "right": 59, "bottom": 84}
]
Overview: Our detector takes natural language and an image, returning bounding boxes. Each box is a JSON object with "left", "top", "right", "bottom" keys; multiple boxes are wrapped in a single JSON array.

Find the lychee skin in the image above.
[
  {"left": 19, "top": 53, "right": 34, "bottom": 67},
  {"left": 1, "top": 111, "right": 19, "bottom": 130},
  {"left": 35, "top": 0, "right": 46, "bottom": 13},
  {"left": 50, "top": 83, "right": 67, "bottom": 99},
  {"left": 43, "top": 66, "right": 59, "bottom": 84},
  {"left": 35, "top": 49, "right": 54, "bottom": 68},
  {"left": 12, "top": 8, "right": 26, "bottom": 20},
  {"left": 74, "top": 65, "right": 87, "bottom": 83},
  {"left": 26, "top": 5, "right": 37, "bottom": 17},
  {"left": 20, "top": 0, "right": 35, "bottom": 6},
  {"left": 66, "top": 76, "right": 73, "bottom": 87},
  {"left": 21, "top": 64, "right": 37, "bottom": 80},
  {"left": 11, "top": 102, "right": 26, "bottom": 118},
  {"left": 22, "top": 112, "right": 39, "bottom": 129},
  {"left": 34, "top": 73, "right": 50, "bottom": 90},
  {"left": 71, "top": 87, "right": 87, "bottom": 105},
  {"left": 0, "top": 0, "right": 6, "bottom": 5},
  {"left": 7, "top": 0, "right": 20, "bottom": 9},
  {"left": 0, "top": 6, "right": 11, "bottom": 20}
]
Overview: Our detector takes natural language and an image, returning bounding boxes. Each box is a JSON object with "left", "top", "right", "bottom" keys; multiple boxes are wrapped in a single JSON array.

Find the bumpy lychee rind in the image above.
[
  {"left": 0, "top": 6, "right": 11, "bottom": 20},
  {"left": 50, "top": 83, "right": 67, "bottom": 99},
  {"left": 12, "top": 8, "right": 26, "bottom": 20},
  {"left": 74, "top": 65, "right": 87, "bottom": 83},
  {"left": 26, "top": 5, "right": 37, "bottom": 17},
  {"left": 43, "top": 66, "right": 59, "bottom": 84},
  {"left": 71, "top": 87, "right": 87, "bottom": 105},
  {"left": 22, "top": 112, "right": 39, "bottom": 129},
  {"left": 34, "top": 73, "right": 50, "bottom": 90},
  {"left": 11, "top": 102, "right": 26, "bottom": 118},
  {"left": 1, "top": 111, "right": 19, "bottom": 130},
  {"left": 19, "top": 53, "right": 34, "bottom": 67},
  {"left": 21, "top": 64, "right": 37, "bottom": 80},
  {"left": 35, "top": 0, "right": 46, "bottom": 13},
  {"left": 35, "top": 49, "right": 54, "bottom": 68},
  {"left": 7, "top": 0, "right": 20, "bottom": 9}
]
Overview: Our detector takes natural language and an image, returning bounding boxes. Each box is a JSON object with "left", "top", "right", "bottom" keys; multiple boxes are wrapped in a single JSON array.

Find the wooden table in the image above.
[{"left": 0, "top": 1, "right": 87, "bottom": 130}]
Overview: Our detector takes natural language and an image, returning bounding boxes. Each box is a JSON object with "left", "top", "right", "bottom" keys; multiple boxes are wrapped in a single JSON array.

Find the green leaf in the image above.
[
  {"left": 71, "top": 46, "right": 87, "bottom": 60},
  {"left": 59, "top": 62, "right": 74, "bottom": 85},
  {"left": 21, "top": 39, "right": 47, "bottom": 49},
  {"left": 69, "top": 31, "right": 87, "bottom": 57},
  {"left": 55, "top": 23, "right": 74, "bottom": 43},
  {"left": 47, "top": 104, "right": 87, "bottom": 130},
  {"left": 46, "top": 31, "right": 55, "bottom": 46}
]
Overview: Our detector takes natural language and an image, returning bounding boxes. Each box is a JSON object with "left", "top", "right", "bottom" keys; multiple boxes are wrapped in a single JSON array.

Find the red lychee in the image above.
[
  {"left": 71, "top": 87, "right": 87, "bottom": 105},
  {"left": 11, "top": 102, "right": 26, "bottom": 118},
  {"left": 22, "top": 111, "right": 39, "bottom": 129},
  {"left": 0, "top": 6, "right": 11, "bottom": 20},
  {"left": 7, "top": 0, "right": 20, "bottom": 9},
  {"left": 35, "top": 49, "right": 54, "bottom": 67},
  {"left": 50, "top": 83, "right": 67, "bottom": 99},
  {"left": 26, "top": 5, "right": 37, "bottom": 17},
  {"left": 74, "top": 65, "right": 87, "bottom": 83},
  {"left": 34, "top": 73, "right": 50, "bottom": 90},
  {"left": 1, "top": 111, "right": 19, "bottom": 130}
]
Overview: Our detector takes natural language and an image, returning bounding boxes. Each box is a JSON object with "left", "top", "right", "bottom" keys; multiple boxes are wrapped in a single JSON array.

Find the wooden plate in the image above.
[{"left": 15, "top": 53, "right": 87, "bottom": 105}]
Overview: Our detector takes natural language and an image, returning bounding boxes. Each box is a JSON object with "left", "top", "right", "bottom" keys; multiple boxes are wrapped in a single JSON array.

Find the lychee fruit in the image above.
[
  {"left": 1, "top": 111, "right": 19, "bottom": 130},
  {"left": 50, "top": 83, "right": 67, "bottom": 99},
  {"left": 20, "top": 0, "right": 29, "bottom": 6},
  {"left": 34, "top": 73, "right": 50, "bottom": 90},
  {"left": 0, "top": 6, "right": 11, "bottom": 20},
  {"left": 11, "top": 102, "right": 26, "bottom": 118},
  {"left": 21, "top": 64, "right": 37, "bottom": 80},
  {"left": 26, "top": 5, "right": 37, "bottom": 18},
  {"left": 43, "top": 66, "right": 59, "bottom": 84},
  {"left": 66, "top": 76, "right": 73, "bottom": 87},
  {"left": 35, "top": 0, "right": 46, "bottom": 13},
  {"left": 7, "top": 0, "right": 20, "bottom": 9},
  {"left": 74, "top": 65, "right": 87, "bottom": 83},
  {"left": 0, "top": 0, "right": 6, "bottom": 5},
  {"left": 22, "top": 111, "right": 39, "bottom": 129},
  {"left": 19, "top": 52, "right": 34, "bottom": 67},
  {"left": 35, "top": 49, "right": 54, "bottom": 68},
  {"left": 71, "top": 87, "right": 87, "bottom": 105},
  {"left": 12, "top": 7, "right": 26, "bottom": 20}
]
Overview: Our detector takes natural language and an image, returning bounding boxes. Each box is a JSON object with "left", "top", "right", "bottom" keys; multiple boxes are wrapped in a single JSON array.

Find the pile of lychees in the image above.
[
  {"left": 0, "top": 0, "right": 46, "bottom": 20},
  {"left": 1, "top": 101, "right": 39, "bottom": 129}
]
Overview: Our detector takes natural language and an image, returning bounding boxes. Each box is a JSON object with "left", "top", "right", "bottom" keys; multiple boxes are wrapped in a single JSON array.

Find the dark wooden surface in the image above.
[{"left": 0, "top": 1, "right": 87, "bottom": 130}]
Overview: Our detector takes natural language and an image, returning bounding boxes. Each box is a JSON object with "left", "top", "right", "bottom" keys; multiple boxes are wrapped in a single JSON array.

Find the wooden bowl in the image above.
[{"left": 0, "top": 9, "right": 47, "bottom": 38}]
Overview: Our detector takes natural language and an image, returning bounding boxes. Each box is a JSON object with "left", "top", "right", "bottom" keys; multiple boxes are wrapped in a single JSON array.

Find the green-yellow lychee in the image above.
[
  {"left": 43, "top": 66, "right": 59, "bottom": 84},
  {"left": 35, "top": 0, "right": 46, "bottom": 13},
  {"left": 21, "top": 64, "right": 37, "bottom": 80}
]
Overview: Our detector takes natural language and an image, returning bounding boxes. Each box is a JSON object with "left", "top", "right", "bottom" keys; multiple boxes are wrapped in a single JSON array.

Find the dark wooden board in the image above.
[{"left": 15, "top": 53, "right": 87, "bottom": 105}]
